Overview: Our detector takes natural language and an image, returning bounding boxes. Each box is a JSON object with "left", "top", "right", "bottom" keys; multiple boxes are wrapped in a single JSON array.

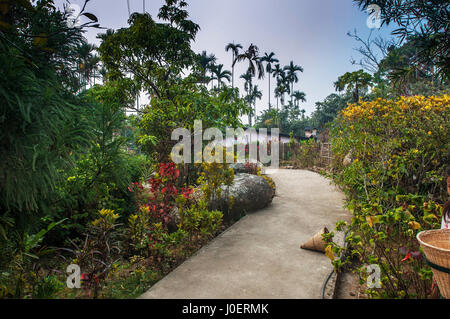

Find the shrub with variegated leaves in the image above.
[{"left": 327, "top": 95, "right": 449, "bottom": 298}]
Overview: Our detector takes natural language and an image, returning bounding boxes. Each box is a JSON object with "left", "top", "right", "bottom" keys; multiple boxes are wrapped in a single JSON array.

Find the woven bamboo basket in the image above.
[{"left": 416, "top": 229, "right": 450, "bottom": 299}]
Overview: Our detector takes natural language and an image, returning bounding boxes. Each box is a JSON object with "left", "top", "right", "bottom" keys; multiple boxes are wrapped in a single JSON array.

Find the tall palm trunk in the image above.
[
  {"left": 291, "top": 82, "right": 294, "bottom": 104},
  {"left": 354, "top": 81, "right": 359, "bottom": 103},
  {"left": 247, "top": 90, "right": 252, "bottom": 127},
  {"left": 231, "top": 52, "right": 235, "bottom": 89},
  {"left": 268, "top": 72, "right": 271, "bottom": 109}
]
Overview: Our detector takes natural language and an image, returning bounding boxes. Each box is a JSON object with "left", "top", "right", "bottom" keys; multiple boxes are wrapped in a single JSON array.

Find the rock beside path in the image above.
[
  {"left": 229, "top": 162, "right": 264, "bottom": 174},
  {"left": 211, "top": 173, "right": 275, "bottom": 221}
]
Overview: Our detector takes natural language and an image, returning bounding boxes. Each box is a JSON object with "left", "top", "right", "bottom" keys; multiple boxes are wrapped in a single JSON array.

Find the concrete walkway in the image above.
[{"left": 140, "top": 169, "right": 349, "bottom": 299}]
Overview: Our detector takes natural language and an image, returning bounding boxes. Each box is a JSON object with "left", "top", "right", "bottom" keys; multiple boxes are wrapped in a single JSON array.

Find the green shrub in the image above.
[
  {"left": 289, "top": 139, "right": 321, "bottom": 168},
  {"left": 328, "top": 95, "right": 449, "bottom": 298}
]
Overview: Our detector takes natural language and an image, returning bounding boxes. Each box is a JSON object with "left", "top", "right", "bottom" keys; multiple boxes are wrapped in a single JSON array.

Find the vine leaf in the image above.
[{"left": 82, "top": 12, "right": 98, "bottom": 22}]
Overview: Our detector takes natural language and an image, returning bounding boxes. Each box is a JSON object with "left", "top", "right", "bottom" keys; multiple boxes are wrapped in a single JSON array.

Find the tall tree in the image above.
[
  {"left": 249, "top": 85, "right": 263, "bottom": 122},
  {"left": 261, "top": 52, "right": 279, "bottom": 109},
  {"left": 234, "top": 44, "right": 265, "bottom": 125},
  {"left": 197, "top": 50, "right": 217, "bottom": 86},
  {"left": 233, "top": 43, "right": 265, "bottom": 80},
  {"left": 77, "top": 42, "right": 97, "bottom": 89},
  {"left": 99, "top": 1, "right": 200, "bottom": 100},
  {"left": 225, "top": 42, "right": 242, "bottom": 89},
  {"left": 284, "top": 61, "right": 304, "bottom": 104},
  {"left": 292, "top": 90, "right": 306, "bottom": 107},
  {"left": 334, "top": 69, "right": 373, "bottom": 102},
  {"left": 211, "top": 64, "right": 231, "bottom": 89},
  {"left": 272, "top": 64, "right": 284, "bottom": 109},
  {"left": 240, "top": 71, "right": 253, "bottom": 126},
  {"left": 275, "top": 71, "right": 290, "bottom": 107}
]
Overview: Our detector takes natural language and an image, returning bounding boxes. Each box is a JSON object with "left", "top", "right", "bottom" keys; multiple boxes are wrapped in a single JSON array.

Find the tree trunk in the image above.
[
  {"left": 291, "top": 82, "right": 294, "bottom": 104},
  {"left": 268, "top": 72, "right": 271, "bottom": 109},
  {"left": 231, "top": 52, "right": 235, "bottom": 89}
]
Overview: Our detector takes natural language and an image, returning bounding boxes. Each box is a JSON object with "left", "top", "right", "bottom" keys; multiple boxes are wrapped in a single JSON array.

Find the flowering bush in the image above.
[
  {"left": 128, "top": 163, "right": 181, "bottom": 227},
  {"left": 126, "top": 162, "right": 225, "bottom": 264},
  {"left": 328, "top": 95, "right": 449, "bottom": 298},
  {"left": 197, "top": 161, "right": 234, "bottom": 212}
]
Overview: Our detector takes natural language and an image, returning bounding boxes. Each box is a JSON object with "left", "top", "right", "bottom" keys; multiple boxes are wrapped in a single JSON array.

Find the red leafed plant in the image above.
[{"left": 129, "top": 163, "right": 187, "bottom": 227}]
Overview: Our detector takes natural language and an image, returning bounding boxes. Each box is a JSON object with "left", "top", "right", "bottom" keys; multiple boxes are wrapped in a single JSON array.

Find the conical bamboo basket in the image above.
[
  {"left": 417, "top": 229, "right": 450, "bottom": 299},
  {"left": 300, "top": 227, "right": 329, "bottom": 253}
]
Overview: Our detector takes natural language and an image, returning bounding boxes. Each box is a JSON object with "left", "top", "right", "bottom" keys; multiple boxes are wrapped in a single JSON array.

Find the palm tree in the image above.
[
  {"left": 240, "top": 71, "right": 252, "bottom": 93},
  {"left": 240, "top": 71, "right": 253, "bottom": 126},
  {"left": 275, "top": 71, "right": 290, "bottom": 107},
  {"left": 261, "top": 52, "right": 279, "bottom": 109},
  {"left": 300, "top": 109, "right": 306, "bottom": 120},
  {"left": 198, "top": 51, "right": 217, "bottom": 87},
  {"left": 334, "top": 69, "right": 373, "bottom": 102},
  {"left": 284, "top": 61, "right": 304, "bottom": 104},
  {"left": 274, "top": 86, "right": 282, "bottom": 111},
  {"left": 225, "top": 42, "right": 242, "bottom": 89},
  {"left": 277, "top": 82, "right": 289, "bottom": 106},
  {"left": 212, "top": 64, "right": 231, "bottom": 89},
  {"left": 249, "top": 85, "right": 262, "bottom": 125},
  {"left": 272, "top": 64, "right": 284, "bottom": 108},
  {"left": 292, "top": 90, "right": 306, "bottom": 107},
  {"left": 233, "top": 43, "right": 264, "bottom": 80},
  {"left": 76, "top": 42, "right": 96, "bottom": 89}
]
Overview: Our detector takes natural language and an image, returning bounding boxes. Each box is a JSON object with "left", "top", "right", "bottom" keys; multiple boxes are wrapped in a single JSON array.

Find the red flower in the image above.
[
  {"left": 401, "top": 252, "right": 412, "bottom": 262},
  {"left": 181, "top": 187, "right": 194, "bottom": 199}
]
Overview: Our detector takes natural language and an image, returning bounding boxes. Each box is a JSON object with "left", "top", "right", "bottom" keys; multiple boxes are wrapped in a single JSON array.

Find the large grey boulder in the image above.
[
  {"left": 229, "top": 162, "right": 265, "bottom": 174},
  {"left": 211, "top": 173, "right": 275, "bottom": 222}
]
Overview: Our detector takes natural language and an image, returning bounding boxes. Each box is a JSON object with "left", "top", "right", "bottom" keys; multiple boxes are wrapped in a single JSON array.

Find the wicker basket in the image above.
[{"left": 416, "top": 229, "right": 450, "bottom": 299}]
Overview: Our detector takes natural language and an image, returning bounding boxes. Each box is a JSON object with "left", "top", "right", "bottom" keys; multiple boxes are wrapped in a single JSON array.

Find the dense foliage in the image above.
[
  {"left": 327, "top": 95, "right": 449, "bottom": 298},
  {"left": 0, "top": 0, "right": 266, "bottom": 299}
]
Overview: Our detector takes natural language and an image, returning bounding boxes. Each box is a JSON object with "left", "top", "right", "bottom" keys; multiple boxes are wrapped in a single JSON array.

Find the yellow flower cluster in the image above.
[
  {"left": 128, "top": 205, "right": 150, "bottom": 225},
  {"left": 341, "top": 95, "right": 450, "bottom": 120},
  {"left": 92, "top": 208, "right": 119, "bottom": 228}
]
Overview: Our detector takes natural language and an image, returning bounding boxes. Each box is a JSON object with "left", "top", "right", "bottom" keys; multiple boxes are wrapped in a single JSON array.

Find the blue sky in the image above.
[{"left": 56, "top": 0, "right": 397, "bottom": 119}]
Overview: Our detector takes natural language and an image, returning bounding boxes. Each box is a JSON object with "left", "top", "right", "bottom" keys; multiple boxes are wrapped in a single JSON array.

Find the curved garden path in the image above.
[{"left": 140, "top": 169, "right": 349, "bottom": 299}]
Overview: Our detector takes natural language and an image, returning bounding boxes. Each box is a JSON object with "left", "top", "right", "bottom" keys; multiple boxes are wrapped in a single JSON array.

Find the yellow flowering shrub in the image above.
[
  {"left": 91, "top": 209, "right": 119, "bottom": 231},
  {"left": 328, "top": 95, "right": 449, "bottom": 298}
]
